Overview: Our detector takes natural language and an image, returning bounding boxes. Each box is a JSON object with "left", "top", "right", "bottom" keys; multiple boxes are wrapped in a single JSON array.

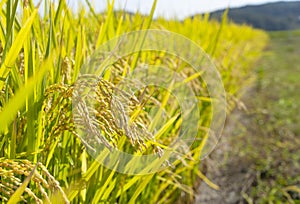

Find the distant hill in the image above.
[{"left": 207, "top": 1, "right": 300, "bottom": 31}]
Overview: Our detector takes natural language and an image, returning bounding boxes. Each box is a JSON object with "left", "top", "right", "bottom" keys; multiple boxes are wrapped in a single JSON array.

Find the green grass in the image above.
[
  {"left": 258, "top": 30, "right": 300, "bottom": 135},
  {"left": 0, "top": 0, "right": 268, "bottom": 203},
  {"left": 236, "top": 30, "right": 300, "bottom": 203}
]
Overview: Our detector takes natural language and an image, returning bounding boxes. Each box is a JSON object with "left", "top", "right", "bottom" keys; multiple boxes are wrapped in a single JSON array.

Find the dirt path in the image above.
[
  {"left": 195, "top": 31, "right": 300, "bottom": 203},
  {"left": 195, "top": 103, "right": 257, "bottom": 203}
]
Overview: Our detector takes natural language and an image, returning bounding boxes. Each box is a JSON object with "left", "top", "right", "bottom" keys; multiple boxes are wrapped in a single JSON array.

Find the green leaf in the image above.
[
  {"left": 92, "top": 163, "right": 118, "bottom": 203},
  {"left": 0, "top": 57, "right": 52, "bottom": 133},
  {"left": 0, "top": 2, "right": 41, "bottom": 90},
  {"left": 128, "top": 174, "right": 154, "bottom": 204}
]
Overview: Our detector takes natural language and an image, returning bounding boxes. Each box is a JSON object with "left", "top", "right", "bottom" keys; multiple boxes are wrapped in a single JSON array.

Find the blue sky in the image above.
[{"left": 65, "top": 0, "right": 299, "bottom": 19}]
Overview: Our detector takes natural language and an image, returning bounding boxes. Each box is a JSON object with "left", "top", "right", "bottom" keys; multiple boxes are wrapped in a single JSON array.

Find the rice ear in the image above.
[{"left": 0, "top": 158, "right": 69, "bottom": 203}]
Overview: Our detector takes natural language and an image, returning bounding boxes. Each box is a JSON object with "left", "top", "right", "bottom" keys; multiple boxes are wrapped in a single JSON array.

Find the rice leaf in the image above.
[
  {"left": 0, "top": 57, "right": 52, "bottom": 133},
  {"left": 0, "top": 1, "right": 40, "bottom": 90}
]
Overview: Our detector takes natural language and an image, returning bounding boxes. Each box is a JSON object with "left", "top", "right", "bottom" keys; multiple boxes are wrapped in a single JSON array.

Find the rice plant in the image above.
[{"left": 0, "top": 0, "right": 268, "bottom": 203}]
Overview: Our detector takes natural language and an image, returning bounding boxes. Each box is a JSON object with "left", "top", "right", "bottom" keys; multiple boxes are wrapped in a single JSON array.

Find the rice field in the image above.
[{"left": 0, "top": 0, "right": 268, "bottom": 203}]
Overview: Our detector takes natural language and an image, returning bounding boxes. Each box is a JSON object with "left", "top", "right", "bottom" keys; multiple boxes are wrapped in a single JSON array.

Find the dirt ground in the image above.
[
  {"left": 195, "top": 105, "right": 256, "bottom": 203},
  {"left": 195, "top": 31, "right": 300, "bottom": 203}
]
